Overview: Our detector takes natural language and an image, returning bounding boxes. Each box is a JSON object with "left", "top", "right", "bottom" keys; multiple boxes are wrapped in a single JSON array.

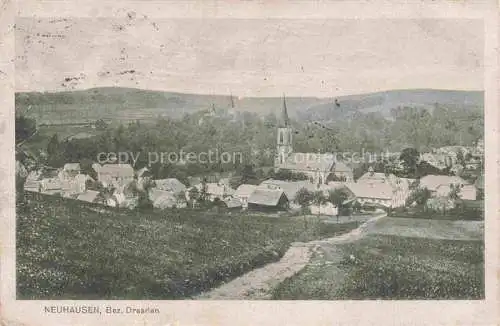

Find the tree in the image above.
[
  {"left": 240, "top": 164, "right": 257, "bottom": 184},
  {"left": 295, "top": 187, "right": 313, "bottom": 228},
  {"left": 399, "top": 148, "right": 420, "bottom": 177},
  {"left": 328, "top": 188, "right": 350, "bottom": 221},
  {"left": 406, "top": 187, "right": 432, "bottom": 207},
  {"left": 456, "top": 149, "right": 466, "bottom": 168},
  {"left": 199, "top": 178, "right": 208, "bottom": 202},
  {"left": 188, "top": 187, "right": 200, "bottom": 208},
  {"left": 448, "top": 184, "right": 461, "bottom": 201},
  {"left": 15, "top": 115, "right": 37, "bottom": 144},
  {"left": 312, "top": 190, "right": 327, "bottom": 216}
]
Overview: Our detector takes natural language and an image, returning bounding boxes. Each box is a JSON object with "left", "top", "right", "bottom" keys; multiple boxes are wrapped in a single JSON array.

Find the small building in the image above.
[
  {"left": 234, "top": 184, "right": 257, "bottom": 208},
  {"left": 248, "top": 189, "right": 288, "bottom": 211},
  {"left": 59, "top": 163, "right": 81, "bottom": 180},
  {"left": 194, "top": 182, "right": 235, "bottom": 201},
  {"left": 149, "top": 188, "right": 187, "bottom": 209},
  {"left": 223, "top": 197, "right": 243, "bottom": 210},
  {"left": 96, "top": 164, "right": 135, "bottom": 189},
  {"left": 419, "top": 175, "right": 469, "bottom": 197},
  {"left": 459, "top": 184, "right": 478, "bottom": 201},
  {"left": 76, "top": 190, "right": 100, "bottom": 203},
  {"left": 345, "top": 182, "right": 394, "bottom": 208},
  {"left": 40, "top": 178, "right": 63, "bottom": 195},
  {"left": 153, "top": 178, "right": 187, "bottom": 193},
  {"left": 309, "top": 202, "right": 338, "bottom": 216}
]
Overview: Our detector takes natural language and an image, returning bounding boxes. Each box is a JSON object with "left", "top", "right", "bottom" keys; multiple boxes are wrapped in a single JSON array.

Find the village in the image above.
[{"left": 17, "top": 99, "right": 485, "bottom": 219}]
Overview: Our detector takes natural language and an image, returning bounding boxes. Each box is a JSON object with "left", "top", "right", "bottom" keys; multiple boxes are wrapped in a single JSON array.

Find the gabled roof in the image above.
[
  {"left": 224, "top": 197, "right": 242, "bottom": 208},
  {"left": 260, "top": 179, "right": 316, "bottom": 201},
  {"left": 63, "top": 163, "right": 81, "bottom": 171},
  {"left": 358, "top": 172, "right": 398, "bottom": 184},
  {"left": 154, "top": 178, "right": 186, "bottom": 193},
  {"left": 234, "top": 184, "right": 257, "bottom": 197},
  {"left": 419, "top": 175, "right": 469, "bottom": 192},
  {"left": 74, "top": 174, "right": 94, "bottom": 184},
  {"left": 248, "top": 189, "right": 286, "bottom": 206},
  {"left": 345, "top": 182, "right": 394, "bottom": 200},
  {"left": 149, "top": 189, "right": 176, "bottom": 202},
  {"left": 77, "top": 190, "right": 100, "bottom": 203},
  {"left": 195, "top": 183, "right": 235, "bottom": 197},
  {"left": 41, "top": 178, "right": 62, "bottom": 190}
]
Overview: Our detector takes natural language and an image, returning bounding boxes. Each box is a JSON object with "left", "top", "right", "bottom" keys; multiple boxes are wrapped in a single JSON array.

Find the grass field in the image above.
[
  {"left": 272, "top": 234, "right": 484, "bottom": 300},
  {"left": 16, "top": 193, "right": 357, "bottom": 299}
]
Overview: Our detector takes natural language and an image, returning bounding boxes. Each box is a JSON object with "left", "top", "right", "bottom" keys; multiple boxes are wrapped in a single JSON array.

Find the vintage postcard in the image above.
[{"left": 1, "top": 1, "right": 498, "bottom": 325}]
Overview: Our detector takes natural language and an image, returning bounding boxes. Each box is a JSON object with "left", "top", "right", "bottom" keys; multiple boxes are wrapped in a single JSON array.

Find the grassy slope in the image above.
[
  {"left": 272, "top": 234, "right": 484, "bottom": 300},
  {"left": 17, "top": 193, "right": 357, "bottom": 299}
]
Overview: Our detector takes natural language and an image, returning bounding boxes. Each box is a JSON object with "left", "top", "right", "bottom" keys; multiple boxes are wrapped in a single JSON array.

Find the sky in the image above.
[{"left": 15, "top": 17, "right": 483, "bottom": 97}]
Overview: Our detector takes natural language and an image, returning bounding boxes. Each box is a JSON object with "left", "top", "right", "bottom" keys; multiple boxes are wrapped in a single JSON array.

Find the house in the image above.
[
  {"left": 40, "top": 178, "right": 63, "bottom": 195},
  {"left": 345, "top": 182, "right": 394, "bottom": 208},
  {"left": 223, "top": 197, "right": 243, "bottom": 210},
  {"left": 418, "top": 175, "right": 469, "bottom": 197},
  {"left": 58, "top": 163, "right": 81, "bottom": 180},
  {"left": 234, "top": 184, "right": 257, "bottom": 208},
  {"left": 459, "top": 184, "right": 477, "bottom": 201},
  {"left": 24, "top": 170, "right": 43, "bottom": 192},
  {"left": 149, "top": 188, "right": 187, "bottom": 209},
  {"left": 309, "top": 202, "right": 338, "bottom": 216},
  {"left": 95, "top": 164, "right": 135, "bottom": 189},
  {"left": 76, "top": 190, "right": 100, "bottom": 203},
  {"left": 273, "top": 95, "right": 353, "bottom": 184},
  {"left": 153, "top": 178, "right": 187, "bottom": 193},
  {"left": 247, "top": 188, "right": 288, "bottom": 211},
  {"left": 193, "top": 182, "right": 235, "bottom": 201},
  {"left": 259, "top": 179, "right": 316, "bottom": 203}
]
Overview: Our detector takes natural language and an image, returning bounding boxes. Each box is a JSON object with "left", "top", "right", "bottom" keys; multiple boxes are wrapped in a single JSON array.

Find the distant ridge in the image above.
[{"left": 15, "top": 87, "right": 483, "bottom": 124}]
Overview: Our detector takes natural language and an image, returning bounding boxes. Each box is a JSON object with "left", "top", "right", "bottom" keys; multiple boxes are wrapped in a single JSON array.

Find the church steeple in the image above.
[
  {"left": 280, "top": 93, "right": 290, "bottom": 127},
  {"left": 275, "top": 93, "right": 293, "bottom": 167}
]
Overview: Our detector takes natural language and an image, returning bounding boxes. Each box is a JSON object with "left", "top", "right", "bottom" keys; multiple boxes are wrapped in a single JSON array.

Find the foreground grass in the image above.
[
  {"left": 272, "top": 234, "right": 484, "bottom": 300},
  {"left": 17, "top": 193, "right": 357, "bottom": 299}
]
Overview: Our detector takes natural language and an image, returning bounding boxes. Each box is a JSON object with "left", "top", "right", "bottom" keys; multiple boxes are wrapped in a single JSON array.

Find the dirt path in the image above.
[{"left": 195, "top": 212, "right": 387, "bottom": 300}]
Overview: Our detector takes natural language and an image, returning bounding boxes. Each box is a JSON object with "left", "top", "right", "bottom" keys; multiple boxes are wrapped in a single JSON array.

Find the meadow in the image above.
[
  {"left": 16, "top": 193, "right": 357, "bottom": 299},
  {"left": 272, "top": 234, "right": 484, "bottom": 300}
]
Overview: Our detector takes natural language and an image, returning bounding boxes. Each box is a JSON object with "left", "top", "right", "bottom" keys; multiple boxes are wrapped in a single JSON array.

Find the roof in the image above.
[
  {"left": 99, "top": 164, "right": 134, "bottom": 177},
  {"left": 224, "top": 197, "right": 243, "bottom": 208},
  {"left": 63, "top": 163, "right": 81, "bottom": 171},
  {"left": 357, "top": 172, "right": 398, "bottom": 184},
  {"left": 281, "top": 153, "right": 336, "bottom": 172},
  {"left": 260, "top": 179, "right": 316, "bottom": 201},
  {"left": 41, "top": 178, "right": 62, "bottom": 190},
  {"left": 153, "top": 195, "right": 177, "bottom": 209},
  {"left": 195, "top": 183, "right": 235, "bottom": 197},
  {"left": 149, "top": 189, "right": 176, "bottom": 202},
  {"left": 77, "top": 190, "right": 100, "bottom": 203},
  {"left": 419, "top": 175, "right": 469, "bottom": 192},
  {"left": 344, "top": 182, "right": 394, "bottom": 200},
  {"left": 74, "top": 174, "right": 94, "bottom": 184},
  {"left": 234, "top": 184, "right": 257, "bottom": 197},
  {"left": 154, "top": 178, "right": 187, "bottom": 193},
  {"left": 248, "top": 189, "right": 286, "bottom": 206}
]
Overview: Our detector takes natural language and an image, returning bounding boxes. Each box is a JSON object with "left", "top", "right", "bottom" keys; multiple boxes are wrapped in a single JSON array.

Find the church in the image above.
[{"left": 274, "top": 96, "right": 353, "bottom": 185}]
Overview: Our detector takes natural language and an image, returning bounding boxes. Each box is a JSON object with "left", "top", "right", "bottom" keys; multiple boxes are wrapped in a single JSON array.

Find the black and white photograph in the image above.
[
  {"left": 2, "top": 2, "right": 498, "bottom": 324},
  {"left": 12, "top": 16, "right": 487, "bottom": 302}
]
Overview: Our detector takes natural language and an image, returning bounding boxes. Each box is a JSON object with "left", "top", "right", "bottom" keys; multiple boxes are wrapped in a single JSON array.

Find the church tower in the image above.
[{"left": 275, "top": 94, "right": 293, "bottom": 167}]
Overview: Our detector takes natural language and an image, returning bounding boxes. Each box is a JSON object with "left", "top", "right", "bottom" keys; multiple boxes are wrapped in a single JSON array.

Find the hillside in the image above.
[
  {"left": 15, "top": 88, "right": 483, "bottom": 124},
  {"left": 16, "top": 192, "right": 356, "bottom": 299}
]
